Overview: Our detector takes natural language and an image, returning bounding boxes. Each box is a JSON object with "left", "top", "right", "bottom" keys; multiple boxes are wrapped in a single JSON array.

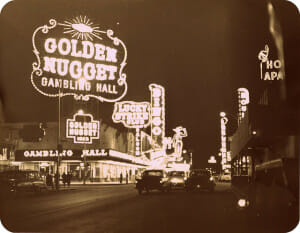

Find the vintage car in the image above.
[
  {"left": 135, "top": 169, "right": 169, "bottom": 194},
  {"left": 219, "top": 172, "right": 232, "bottom": 182},
  {"left": 0, "top": 170, "right": 48, "bottom": 196},
  {"left": 185, "top": 169, "right": 215, "bottom": 192},
  {"left": 165, "top": 170, "right": 187, "bottom": 190}
]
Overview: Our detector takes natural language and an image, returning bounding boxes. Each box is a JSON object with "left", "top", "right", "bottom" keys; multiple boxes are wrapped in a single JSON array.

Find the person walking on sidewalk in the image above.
[
  {"left": 126, "top": 171, "right": 128, "bottom": 184},
  {"left": 66, "top": 172, "right": 72, "bottom": 187},
  {"left": 46, "top": 173, "right": 54, "bottom": 190},
  {"left": 54, "top": 173, "right": 59, "bottom": 190},
  {"left": 120, "top": 172, "right": 123, "bottom": 184},
  {"left": 62, "top": 172, "right": 67, "bottom": 187}
]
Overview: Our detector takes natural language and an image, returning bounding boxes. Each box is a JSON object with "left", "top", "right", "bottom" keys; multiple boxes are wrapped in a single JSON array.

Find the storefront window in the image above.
[{"left": 69, "top": 162, "right": 81, "bottom": 181}]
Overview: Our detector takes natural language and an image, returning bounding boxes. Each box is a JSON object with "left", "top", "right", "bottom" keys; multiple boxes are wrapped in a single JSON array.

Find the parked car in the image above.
[
  {"left": 185, "top": 169, "right": 215, "bottom": 192},
  {"left": 219, "top": 172, "right": 231, "bottom": 182},
  {"left": 165, "top": 170, "right": 186, "bottom": 190},
  {"left": 135, "top": 169, "right": 169, "bottom": 194},
  {"left": 0, "top": 170, "right": 48, "bottom": 196}
]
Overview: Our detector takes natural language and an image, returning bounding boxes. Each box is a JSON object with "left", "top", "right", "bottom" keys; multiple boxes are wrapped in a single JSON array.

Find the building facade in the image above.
[
  {"left": 0, "top": 119, "right": 151, "bottom": 183},
  {"left": 229, "top": 81, "right": 299, "bottom": 228}
]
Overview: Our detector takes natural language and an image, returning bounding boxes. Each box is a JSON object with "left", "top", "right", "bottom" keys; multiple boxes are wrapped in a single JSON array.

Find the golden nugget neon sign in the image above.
[
  {"left": 66, "top": 110, "right": 100, "bottom": 144},
  {"left": 31, "top": 16, "right": 128, "bottom": 102}
]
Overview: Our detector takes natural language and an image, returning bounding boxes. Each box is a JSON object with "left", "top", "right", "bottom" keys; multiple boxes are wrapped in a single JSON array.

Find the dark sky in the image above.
[{"left": 0, "top": 0, "right": 299, "bottom": 167}]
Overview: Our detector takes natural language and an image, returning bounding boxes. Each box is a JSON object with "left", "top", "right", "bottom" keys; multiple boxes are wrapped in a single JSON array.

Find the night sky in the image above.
[{"left": 0, "top": 0, "right": 299, "bottom": 167}]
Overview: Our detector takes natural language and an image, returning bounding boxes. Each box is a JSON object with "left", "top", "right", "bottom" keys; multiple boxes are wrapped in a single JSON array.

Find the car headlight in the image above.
[
  {"left": 160, "top": 177, "right": 168, "bottom": 183},
  {"left": 237, "top": 198, "right": 249, "bottom": 208},
  {"left": 171, "top": 178, "right": 182, "bottom": 183},
  {"left": 209, "top": 177, "right": 214, "bottom": 181}
]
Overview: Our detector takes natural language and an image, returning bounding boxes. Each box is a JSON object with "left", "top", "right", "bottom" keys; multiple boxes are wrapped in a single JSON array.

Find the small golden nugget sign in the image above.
[
  {"left": 31, "top": 16, "right": 128, "bottom": 102},
  {"left": 66, "top": 110, "right": 100, "bottom": 144},
  {"left": 112, "top": 101, "right": 151, "bottom": 128}
]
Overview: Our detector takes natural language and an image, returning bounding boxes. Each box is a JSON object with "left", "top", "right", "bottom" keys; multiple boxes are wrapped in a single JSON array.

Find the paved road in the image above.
[{"left": 0, "top": 183, "right": 294, "bottom": 233}]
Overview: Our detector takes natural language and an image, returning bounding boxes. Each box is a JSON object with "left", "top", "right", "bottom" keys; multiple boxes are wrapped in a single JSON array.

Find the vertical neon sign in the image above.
[
  {"left": 149, "top": 84, "right": 165, "bottom": 148},
  {"left": 237, "top": 88, "right": 250, "bottom": 125},
  {"left": 220, "top": 112, "right": 228, "bottom": 171}
]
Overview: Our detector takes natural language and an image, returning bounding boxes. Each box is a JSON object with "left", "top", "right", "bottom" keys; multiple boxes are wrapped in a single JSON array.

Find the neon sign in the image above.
[
  {"left": 112, "top": 101, "right": 151, "bottom": 156},
  {"left": 112, "top": 101, "right": 151, "bottom": 128},
  {"left": 66, "top": 110, "right": 100, "bottom": 144},
  {"left": 82, "top": 149, "right": 108, "bottom": 157},
  {"left": 31, "top": 16, "right": 128, "bottom": 102},
  {"left": 237, "top": 88, "right": 250, "bottom": 125},
  {"left": 172, "top": 126, "right": 188, "bottom": 159},
  {"left": 258, "top": 45, "right": 284, "bottom": 81},
  {"left": 220, "top": 112, "right": 229, "bottom": 170},
  {"left": 24, "top": 150, "right": 73, "bottom": 158},
  {"left": 208, "top": 156, "right": 217, "bottom": 164},
  {"left": 149, "top": 84, "right": 165, "bottom": 147}
]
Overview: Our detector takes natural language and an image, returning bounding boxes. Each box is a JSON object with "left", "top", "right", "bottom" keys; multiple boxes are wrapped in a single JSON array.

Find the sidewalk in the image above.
[
  {"left": 70, "top": 181, "right": 136, "bottom": 185},
  {"left": 47, "top": 181, "right": 135, "bottom": 191}
]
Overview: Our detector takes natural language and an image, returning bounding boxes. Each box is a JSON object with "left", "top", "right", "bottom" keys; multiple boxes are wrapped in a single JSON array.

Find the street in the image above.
[{"left": 0, "top": 182, "right": 289, "bottom": 233}]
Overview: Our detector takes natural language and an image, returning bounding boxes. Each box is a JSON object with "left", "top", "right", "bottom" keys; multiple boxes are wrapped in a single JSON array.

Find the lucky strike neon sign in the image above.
[
  {"left": 66, "top": 110, "right": 100, "bottom": 144},
  {"left": 112, "top": 101, "right": 151, "bottom": 128},
  {"left": 31, "top": 16, "right": 128, "bottom": 102},
  {"left": 112, "top": 101, "right": 151, "bottom": 156}
]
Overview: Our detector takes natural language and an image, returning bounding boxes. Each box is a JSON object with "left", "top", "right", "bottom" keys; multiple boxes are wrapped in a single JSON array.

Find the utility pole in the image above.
[{"left": 56, "top": 88, "right": 62, "bottom": 191}]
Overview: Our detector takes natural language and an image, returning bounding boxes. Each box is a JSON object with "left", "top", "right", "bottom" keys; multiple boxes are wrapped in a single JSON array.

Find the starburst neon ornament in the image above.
[{"left": 58, "top": 16, "right": 104, "bottom": 41}]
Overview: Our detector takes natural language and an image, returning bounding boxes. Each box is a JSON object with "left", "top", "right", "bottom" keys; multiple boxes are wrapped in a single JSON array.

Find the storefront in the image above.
[{"left": 14, "top": 148, "right": 149, "bottom": 183}]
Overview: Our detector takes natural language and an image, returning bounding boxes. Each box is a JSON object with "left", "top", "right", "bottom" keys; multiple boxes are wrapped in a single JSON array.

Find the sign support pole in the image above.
[{"left": 56, "top": 88, "right": 61, "bottom": 191}]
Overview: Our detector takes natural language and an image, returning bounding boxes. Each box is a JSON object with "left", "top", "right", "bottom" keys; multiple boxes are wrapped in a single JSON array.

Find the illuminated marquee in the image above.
[
  {"left": 31, "top": 16, "right": 128, "bottom": 102},
  {"left": 149, "top": 84, "right": 165, "bottom": 147},
  {"left": 82, "top": 149, "right": 107, "bottom": 157},
  {"left": 112, "top": 101, "right": 151, "bottom": 128},
  {"left": 24, "top": 150, "right": 73, "bottom": 157},
  {"left": 258, "top": 45, "right": 284, "bottom": 81},
  {"left": 237, "top": 88, "right": 250, "bottom": 125},
  {"left": 14, "top": 149, "right": 135, "bottom": 162},
  {"left": 66, "top": 110, "right": 100, "bottom": 144},
  {"left": 14, "top": 150, "right": 74, "bottom": 161}
]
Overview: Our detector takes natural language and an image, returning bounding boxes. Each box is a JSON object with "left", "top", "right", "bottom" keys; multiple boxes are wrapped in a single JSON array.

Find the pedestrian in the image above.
[
  {"left": 120, "top": 172, "right": 123, "bottom": 184},
  {"left": 66, "top": 172, "right": 72, "bottom": 187},
  {"left": 126, "top": 171, "right": 128, "bottom": 184},
  {"left": 46, "top": 173, "right": 53, "bottom": 189},
  {"left": 54, "top": 173, "right": 59, "bottom": 190},
  {"left": 62, "top": 172, "right": 67, "bottom": 187}
]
